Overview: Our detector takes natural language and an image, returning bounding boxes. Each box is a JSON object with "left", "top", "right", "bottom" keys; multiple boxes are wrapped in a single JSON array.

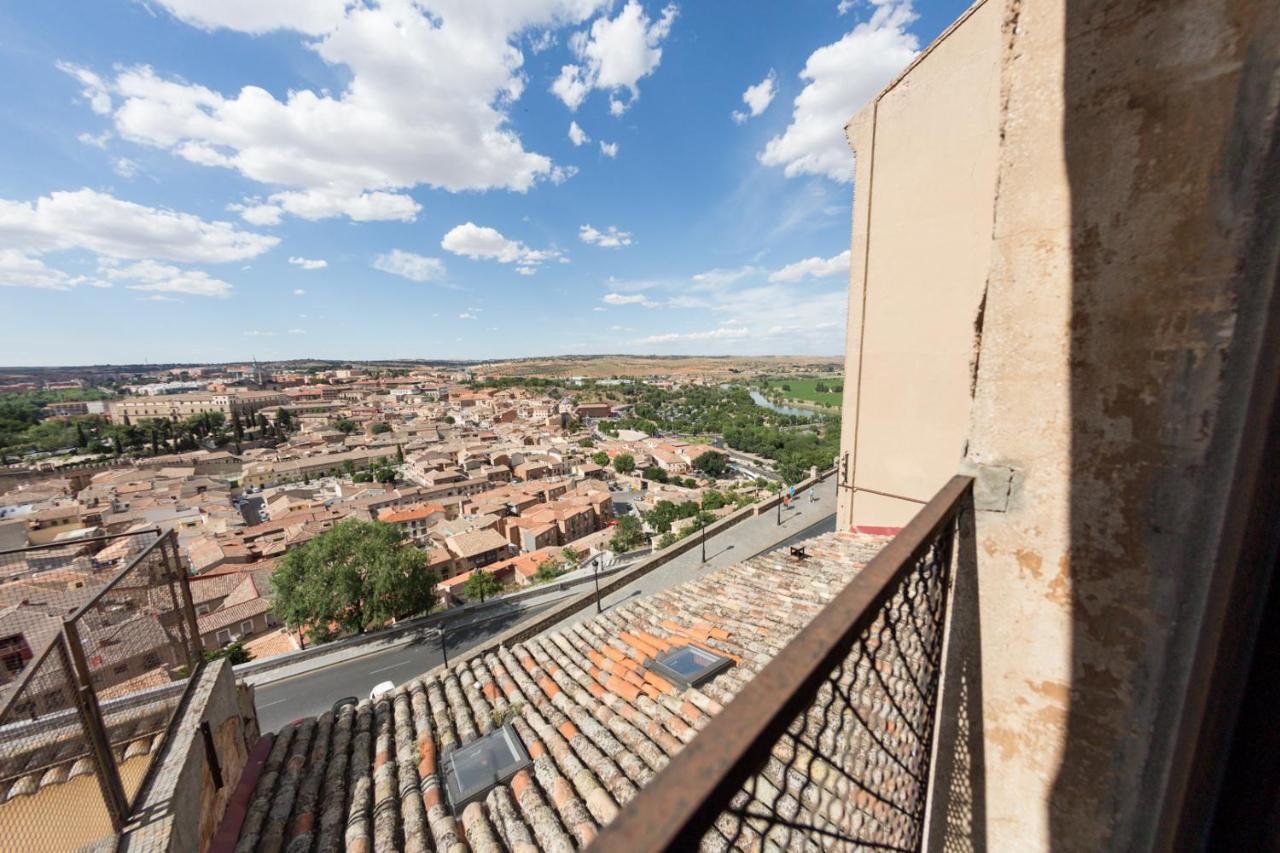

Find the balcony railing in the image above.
[
  {"left": 0, "top": 529, "right": 204, "bottom": 851},
  {"left": 590, "top": 474, "right": 973, "bottom": 851}
]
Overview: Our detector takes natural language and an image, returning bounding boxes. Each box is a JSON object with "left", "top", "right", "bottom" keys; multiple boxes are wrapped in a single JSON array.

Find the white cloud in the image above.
[
  {"left": 769, "top": 249, "right": 851, "bottom": 282},
  {"left": 0, "top": 188, "right": 276, "bottom": 263},
  {"left": 288, "top": 256, "right": 327, "bottom": 270},
  {"left": 838, "top": 0, "right": 857, "bottom": 13},
  {"left": 691, "top": 266, "right": 761, "bottom": 288},
  {"left": 579, "top": 224, "right": 632, "bottom": 248},
  {"left": 101, "top": 259, "right": 234, "bottom": 298},
  {"left": 459, "top": 311, "right": 478, "bottom": 320},
  {"left": 732, "top": 70, "right": 778, "bottom": 123},
  {"left": 603, "top": 292, "right": 655, "bottom": 307},
  {"left": 441, "top": 223, "right": 559, "bottom": 269},
  {"left": 599, "top": 141, "right": 618, "bottom": 158},
  {"left": 69, "top": 1, "right": 609, "bottom": 224},
  {"left": 641, "top": 326, "right": 750, "bottom": 343},
  {"left": 0, "top": 188, "right": 271, "bottom": 294},
  {"left": 551, "top": 1, "right": 678, "bottom": 113},
  {"left": 593, "top": 306, "right": 607, "bottom": 312},
  {"left": 78, "top": 130, "right": 112, "bottom": 148},
  {"left": 136, "top": 294, "right": 180, "bottom": 302},
  {"left": 760, "top": 0, "right": 918, "bottom": 181},
  {"left": 146, "top": 0, "right": 348, "bottom": 35},
  {"left": 112, "top": 157, "right": 141, "bottom": 178},
  {"left": 243, "top": 330, "right": 276, "bottom": 337},
  {"left": 373, "top": 249, "right": 447, "bottom": 283},
  {"left": 516, "top": 266, "right": 536, "bottom": 276},
  {"left": 568, "top": 120, "right": 590, "bottom": 146},
  {"left": 287, "top": 328, "right": 306, "bottom": 334},
  {"left": 293, "top": 288, "right": 306, "bottom": 296}
]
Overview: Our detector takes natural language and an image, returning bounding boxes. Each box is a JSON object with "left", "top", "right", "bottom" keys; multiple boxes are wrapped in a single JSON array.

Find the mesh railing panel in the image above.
[
  {"left": 67, "top": 536, "right": 196, "bottom": 805},
  {"left": 705, "top": 522, "right": 955, "bottom": 852},
  {"left": 0, "top": 638, "right": 117, "bottom": 852}
]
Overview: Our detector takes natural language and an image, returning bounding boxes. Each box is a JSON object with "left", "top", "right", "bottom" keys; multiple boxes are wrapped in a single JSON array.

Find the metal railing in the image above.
[
  {"left": 0, "top": 529, "right": 203, "bottom": 851},
  {"left": 590, "top": 474, "right": 973, "bottom": 852}
]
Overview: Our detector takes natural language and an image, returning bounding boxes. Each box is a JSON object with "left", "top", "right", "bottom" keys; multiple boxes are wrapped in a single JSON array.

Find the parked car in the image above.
[
  {"left": 369, "top": 681, "right": 395, "bottom": 701},
  {"left": 332, "top": 696, "right": 358, "bottom": 713}
]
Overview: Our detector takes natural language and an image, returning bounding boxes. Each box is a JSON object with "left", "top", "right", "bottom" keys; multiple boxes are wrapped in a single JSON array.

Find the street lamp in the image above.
[
  {"left": 700, "top": 516, "right": 707, "bottom": 563},
  {"left": 593, "top": 555, "right": 603, "bottom": 613},
  {"left": 428, "top": 626, "right": 449, "bottom": 669},
  {"left": 777, "top": 491, "right": 782, "bottom": 526}
]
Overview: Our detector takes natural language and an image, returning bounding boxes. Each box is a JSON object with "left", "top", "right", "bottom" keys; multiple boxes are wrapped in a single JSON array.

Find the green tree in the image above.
[
  {"left": 612, "top": 453, "right": 635, "bottom": 474},
  {"left": 75, "top": 422, "right": 87, "bottom": 448},
  {"left": 271, "top": 519, "right": 437, "bottom": 637},
  {"left": 578, "top": 438, "right": 595, "bottom": 448},
  {"left": 333, "top": 418, "right": 357, "bottom": 435},
  {"left": 463, "top": 569, "right": 503, "bottom": 603},
  {"left": 702, "top": 489, "right": 728, "bottom": 511},
  {"left": 692, "top": 451, "right": 728, "bottom": 478},
  {"left": 609, "top": 514, "right": 644, "bottom": 554},
  {"left": 204, "top": 641, "right": 254, "bottom": 665},
  {"left": 276, "top": 408, "right": 294, "bottom": 431},
  {"left": 370, "top": 422, "right": 392, "bottom": 435},
  {"left": 560, "top": 546, "right": 584, "bottom": 569},
  {"left": 591, "top": 450, "right": 610, "bottom": 466},
  {"left": 643, "top": 465, "right": 668, "bottom": 483},
  {"left": 533, "top": 558, "right": 564, "bottom": 583}
]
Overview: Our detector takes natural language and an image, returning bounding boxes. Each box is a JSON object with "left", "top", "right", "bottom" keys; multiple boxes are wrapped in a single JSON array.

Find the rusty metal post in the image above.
[
  {"left": 167, "top": 531, "right": 205, "bottom": 664},
  {"left": 62, "top": 623, "right": 130, "bottom": 829}
]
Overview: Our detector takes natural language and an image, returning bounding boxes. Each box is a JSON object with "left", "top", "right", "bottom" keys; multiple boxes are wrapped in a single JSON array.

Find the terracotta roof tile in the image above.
[{"left": 229, "top": 529, "right": 892, "bottom": 851}]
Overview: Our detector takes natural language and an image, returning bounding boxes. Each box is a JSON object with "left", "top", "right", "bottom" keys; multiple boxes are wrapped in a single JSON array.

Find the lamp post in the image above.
[
  {"left": 593, "top": 555, "right": 603, "bottom": 613},
  {"left": 700, "top": 516, "right": 707, "bottom": 563},
  {"left": 429, "top": 626, "right": 449, "bottom": 669},
  {"left": 777, "top": 491, "right": 782, "bottom": 525}
]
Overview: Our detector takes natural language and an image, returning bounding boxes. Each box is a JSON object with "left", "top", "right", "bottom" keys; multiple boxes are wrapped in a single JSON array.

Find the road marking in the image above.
[
  {"left": 259, "top": 698, "right": 288, "bottom": 708},
  {"left": 370, "top": 661, "right": 414, "bottom": 674}
]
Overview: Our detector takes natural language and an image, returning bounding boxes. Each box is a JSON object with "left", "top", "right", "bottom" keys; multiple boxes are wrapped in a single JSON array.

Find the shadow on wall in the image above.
[{"left": 1055, "top": 0, "right": 1280, "bottom": 849}]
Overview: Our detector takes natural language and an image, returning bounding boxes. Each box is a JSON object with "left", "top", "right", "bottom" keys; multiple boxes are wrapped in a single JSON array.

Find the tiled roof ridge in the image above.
[{"left": 231, "top": 529, "right": 891, "bottom": 852}]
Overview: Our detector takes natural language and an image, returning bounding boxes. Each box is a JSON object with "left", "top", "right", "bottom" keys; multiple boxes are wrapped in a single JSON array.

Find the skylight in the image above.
[
  {"left": 648, "top": 644, "right": 734, "bottom": 690},
  {"left": 441, "top": 723, "right": 531, "bottom": 813}
]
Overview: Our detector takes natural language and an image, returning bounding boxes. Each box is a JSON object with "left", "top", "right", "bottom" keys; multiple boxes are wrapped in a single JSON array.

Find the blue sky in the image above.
[{"left": 0, "top": 0, "right": 967, "bottom": 365}]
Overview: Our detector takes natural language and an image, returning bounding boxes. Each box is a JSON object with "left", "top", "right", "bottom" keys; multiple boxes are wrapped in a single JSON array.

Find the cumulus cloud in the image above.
[
  {"left": 100, "top": 258, "right": 234, "bottom": 298},
  {"left": 732, "top": 70, "right": 778, "bottom": 124},
  {"left": 599, "top": 141, "right": 619, "bottom": 158},
  {"left": 0, "top": 188, "right": 276, "bottom": 263},
  {"left": 292, "top": 288, "right": 306, "bottom": 296},
  {"left": 551, "top": 1, "right": 677, "bottom": 113},
  {"left": 113, "top": 157, "right": 141, "bottom": 178},
  {"left": 568, "top": 121, "right": 590, "bottom": 146},
  {"left": 641, "top": 326, "right": 750, "bottom": 343},
  {"left": 769, "top": 249, "right": 851, "bottom": 282},
  {"left": 760, "top": 0, "right": 918, "bottom": 181},
  {"left": 579, "top": 224, "right": 632, "bottom": 248},
  {"left": 441, "top": 223, "right": 559, "bottom": 270},
  {"left": 373, "top": 249, "right": 447, "bottom": 283},
  {"left": 65, "top": 1, "right": 609, "bottom": 224},
  {"left": 288, "top": 256, "right": 327, "bottom": 270},
  {"left": 0, "top": 188, "right": 272, "bottom": 295},
  {"left": 458, "top": 311, "right": 478, "bottom": 320}
]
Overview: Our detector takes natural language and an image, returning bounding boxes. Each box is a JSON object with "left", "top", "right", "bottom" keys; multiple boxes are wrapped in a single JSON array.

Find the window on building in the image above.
[
  {"left": 216, "top": 629, "right": 232, "bottom": 645},
  {"left": 442, "top": 723, "right": 532, "bottom": 813},
  {"left": 143, "top": 652, "right": 161, "bottom": 669},
  {"left": 240, "top": 620, "right": 255, "bottom": 636},
  {"left": 647, "top": 644, "right": 734, "bottom": 690}
]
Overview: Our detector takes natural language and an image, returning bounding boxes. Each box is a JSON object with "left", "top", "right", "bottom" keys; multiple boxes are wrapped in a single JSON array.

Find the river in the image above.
[{"left": 748, "top": 390, "right": 817, "bottom": 419}]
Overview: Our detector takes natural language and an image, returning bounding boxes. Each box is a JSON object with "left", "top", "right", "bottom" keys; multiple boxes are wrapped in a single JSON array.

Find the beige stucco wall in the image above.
[
  {"left": 836, "top": 0, "right": 1280, "bottom": 849},
  {"left": 837, "top": 0, "right": 1002, "bottom": 531}
]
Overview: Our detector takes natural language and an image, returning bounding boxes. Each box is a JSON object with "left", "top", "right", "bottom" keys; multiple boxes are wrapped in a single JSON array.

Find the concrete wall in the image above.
[
  {"left": 837, "top": 0, "right": 1002, "bottom": 530},
  {"left": 835, "top": 0, "right": 1280, "bottom": 849}
]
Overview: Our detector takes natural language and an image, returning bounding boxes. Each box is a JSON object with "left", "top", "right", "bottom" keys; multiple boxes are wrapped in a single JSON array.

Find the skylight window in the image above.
[
  {"left": 648, "top": 644, "right": 734, "bottom": 690},
  {"left": 442, "top": 723, "right": 531, "bottom": 813}
]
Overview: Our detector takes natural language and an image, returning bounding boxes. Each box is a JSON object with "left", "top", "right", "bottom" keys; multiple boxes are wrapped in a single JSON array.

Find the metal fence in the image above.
[
  {"left": 590, "top": 475, "right": 973, "bottom": 852},
  {"left": 0, "top": 529, "right": 202, "bottom": 851}
]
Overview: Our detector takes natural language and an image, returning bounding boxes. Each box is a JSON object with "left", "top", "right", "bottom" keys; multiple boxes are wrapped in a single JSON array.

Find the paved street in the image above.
[
  {"left": 568, "top": 475, "right": 838, "bottom": 624},
  {"left": 251, "top": 476, "right": 838, "bottom": 732}
]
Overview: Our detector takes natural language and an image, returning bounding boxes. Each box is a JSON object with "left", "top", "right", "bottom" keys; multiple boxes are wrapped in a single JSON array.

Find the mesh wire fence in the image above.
[
  {"left": 0, "top": 636, "right": 117, "bottom": 852},
  {"left": 65, "top": 534, "right": 198, "bottom": 805},
  {"left": 704, "top": 519, "right": 956, "bottom": 852},
  {"left": 0, "top": 529, "right": 200, "bottom": 846}
]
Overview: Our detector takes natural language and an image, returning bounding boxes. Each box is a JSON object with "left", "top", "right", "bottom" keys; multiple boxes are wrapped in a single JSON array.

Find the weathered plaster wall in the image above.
[
  {"left": 837, "top": 0, "right": 1002, "bottom": 531},
  {"left": 839, "top": 0, "right": 1280, "bottom": 848},
  {"left": 119, "top": 660, "right": 258, "bottom": 852}
]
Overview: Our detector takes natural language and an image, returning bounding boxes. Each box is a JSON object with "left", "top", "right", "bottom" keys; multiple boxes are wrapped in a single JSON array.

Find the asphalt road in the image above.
[
  {"left": 254, "top": 599, "right": 561, "bottom": 732},
  {"left": 253, "top": 477, "right": 839, "bottom": 732}
]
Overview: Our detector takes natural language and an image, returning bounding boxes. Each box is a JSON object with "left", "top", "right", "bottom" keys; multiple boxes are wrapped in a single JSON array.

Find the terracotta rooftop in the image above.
[{"left": 230, "top": 529, "right": 889, "bottom": 852}]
